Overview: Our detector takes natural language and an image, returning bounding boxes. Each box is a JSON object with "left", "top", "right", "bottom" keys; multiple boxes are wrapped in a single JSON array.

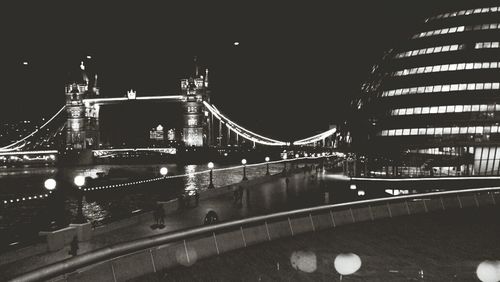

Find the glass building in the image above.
[{"left": 353, "top": 4, "right": 500, "bottom": 177}]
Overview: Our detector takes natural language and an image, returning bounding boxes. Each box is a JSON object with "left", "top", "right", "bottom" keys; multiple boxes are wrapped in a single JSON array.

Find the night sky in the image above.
[{"left": 0, "top": 1, "right": 481, "bottom": 141}]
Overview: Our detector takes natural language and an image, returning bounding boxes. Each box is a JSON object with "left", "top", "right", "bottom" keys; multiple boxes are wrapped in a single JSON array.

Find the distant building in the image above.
[
  {"left": 149, "top": 124, "right": 164, "bottom": 141},
  {"left": 181, "top": 58, "right": 211, "bottom": 147},
  {"left": 167, "top": 128, "right": 176, "bottom": 141},
  {"left": 352, "top": 3, "right": 500, "bottom": 177}
]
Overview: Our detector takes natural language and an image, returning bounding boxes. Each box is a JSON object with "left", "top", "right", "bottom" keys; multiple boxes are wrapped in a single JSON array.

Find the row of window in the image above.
[
  {"left": 391, "top": 104, "right": 500, "bottom": 116},
  {"left": 409, "top": 147, "right": 464, "bottom": 156},
  {"left": 413, "top": 25, "right": 465, "bottom": 39},
  {"left": 394, "top": 42, "right": 500, "bottom": 60},
  {"left": 394, "top": 61, "right": 500, "bottom": 77},
  {"left": 379, "top": 126, "right": 500, "bottom": 137},
  {"left": 413, "top": 23, "right": 500, "bottom": 39},
  {"left": 382, "top": 82, "right": 500, "bottom": 97},
  {"left": 475, "top": 41, "right": 500, "bottom": 49},
  {"left": 425, "top": 6, "right": 500, "bottom": 22},
  {"left": 394, "top": 44, "right": 464, "bottom": 59}
]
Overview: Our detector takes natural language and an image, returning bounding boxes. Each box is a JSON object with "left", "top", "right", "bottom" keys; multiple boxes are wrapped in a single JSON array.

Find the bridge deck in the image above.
[{"left": 83, "top": 95, "right": 184, "bottom": 105}]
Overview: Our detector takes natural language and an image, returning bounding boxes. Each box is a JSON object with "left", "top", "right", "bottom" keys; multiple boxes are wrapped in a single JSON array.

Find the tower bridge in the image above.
[{"left": 0, "top": 60, "right": 338, "bottom": 163}]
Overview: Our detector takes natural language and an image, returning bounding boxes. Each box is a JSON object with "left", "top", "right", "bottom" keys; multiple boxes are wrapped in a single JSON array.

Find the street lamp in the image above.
[
  {"left": 74, "top": 175, "right": 86, "bottom": 223},
  {"left": 208, "top": 162, "right": 215, "bottom": 189},
  {"left": 44, "top": 178, "right": 57, "bottom": 191},
  {"left": 265, "top": 157, "right": 270, "bottom": 176},
  {"left": 160, "top": 167, "right": 168, "bottom": 177},
  {"left": 74, "top": 175, "right": 85, "bottom": 188},
  {"left": 43, "top": 178, "right": 59, "bottom": 230},
  {"left": 242, "top": 159, "right": 248, "bottom": 181}
]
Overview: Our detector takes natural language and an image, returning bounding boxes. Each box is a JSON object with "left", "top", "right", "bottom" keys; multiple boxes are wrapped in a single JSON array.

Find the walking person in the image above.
[
  {"left": 153, "top": 205, "right": 159, "bottom": 225},
  {"left": 245, "top": 187, "right": 250, "bottom": 208},
  {"left": 157, "top": 204, "right": 165, "bottom": 227},
  {"left": 68, "top": 236, "right": 79, "bottom": 257},
  {"left": 233, "top": 187, "right": 240, "bottom": 204},
  {"left": 239, "top": 186, "right": 244, "bottom": 204}
]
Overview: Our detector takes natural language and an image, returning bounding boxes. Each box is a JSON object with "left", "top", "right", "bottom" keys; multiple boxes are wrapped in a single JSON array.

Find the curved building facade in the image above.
[{"left": 355, "top": 4, "right": 500, "bottom": 177}]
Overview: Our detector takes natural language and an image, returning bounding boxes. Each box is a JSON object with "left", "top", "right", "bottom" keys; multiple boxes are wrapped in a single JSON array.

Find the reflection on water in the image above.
[
  {"left": 82, "top": 199, "right": 108, "bottom": 224},
  {"left": 185, "top": 165, "right": 197, "bottom": 192}
]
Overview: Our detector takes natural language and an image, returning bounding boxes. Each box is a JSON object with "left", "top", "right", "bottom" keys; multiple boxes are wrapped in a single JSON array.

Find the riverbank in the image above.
[{"left": 0, "top": 166, "right": 324, "bottom": 278}]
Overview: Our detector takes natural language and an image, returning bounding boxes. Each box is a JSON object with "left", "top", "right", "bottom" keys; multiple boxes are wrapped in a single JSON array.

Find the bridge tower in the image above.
[
  {"left": 84, "top": 73, "right": 101, "bottom": 149},
  {"left": 181, "top": 58, "right": 212, "bottom": 147},
  {"left": 65, "top": 62, "right": 100, "bottom": 150}
]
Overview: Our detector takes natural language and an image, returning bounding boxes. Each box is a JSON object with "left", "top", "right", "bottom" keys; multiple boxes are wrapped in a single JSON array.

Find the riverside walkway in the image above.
[
  {"left": 153, "top": 205, "right": 500, "bottom": 281},
  {"left": 0, "top": 169, "right": 329, "bottom": 279}
]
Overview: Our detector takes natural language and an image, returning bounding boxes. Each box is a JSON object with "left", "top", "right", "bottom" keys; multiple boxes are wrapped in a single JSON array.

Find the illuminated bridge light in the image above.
[
  {"left": 0, "top": 106, "right": 66, "bottom": 152},
  {"left": 205, "top": 101, "right": 334, "bottom": 146}
]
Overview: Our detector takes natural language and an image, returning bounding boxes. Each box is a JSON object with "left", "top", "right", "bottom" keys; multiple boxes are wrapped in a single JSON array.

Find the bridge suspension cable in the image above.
[
  {"left": 203, "top": 102, "right": 289, "bottom": 146},
  {"left": 0, "top": 105, "right": 66, "bottom": 152},
  {"left": 292, "top": 127, "right": 337, "bottom": 146},
  {"left": 205, "top": 101, "right": 337, "bottom": 147}
]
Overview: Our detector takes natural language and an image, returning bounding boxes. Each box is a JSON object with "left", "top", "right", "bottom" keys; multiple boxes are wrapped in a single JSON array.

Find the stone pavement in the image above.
[{"left": 0, "top": 170, "right": 326, "bottom": 279}]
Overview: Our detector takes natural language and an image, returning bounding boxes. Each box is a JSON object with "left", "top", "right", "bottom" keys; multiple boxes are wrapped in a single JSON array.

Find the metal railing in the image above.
[{"left": 10, "top": 186, "right": 500, "bottom": 282}]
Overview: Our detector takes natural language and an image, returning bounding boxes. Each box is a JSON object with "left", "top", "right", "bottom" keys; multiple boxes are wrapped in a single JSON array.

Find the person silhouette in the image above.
[
  {"left": 204, "top": 210, "right": 219, "bottom": 225},
  {"left": 157, "top": 204, "right": 165, "bottom": 227},
  {"left": 68, "top": 236, "right": 79, "bottom": 257}
]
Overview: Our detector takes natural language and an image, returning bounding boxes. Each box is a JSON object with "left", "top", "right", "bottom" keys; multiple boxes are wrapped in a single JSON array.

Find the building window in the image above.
[
  {"left": 394, "top": 44, "right": 464, "bottom": 59},
  {"left": 413, "top": 23, "right": 499, "bottom": 39},
  {"left": 379, "top": 125, "right": 497, "bottom": 137},
  {"left": 382, "top": 82, "right": 500, "bottom": 97}
]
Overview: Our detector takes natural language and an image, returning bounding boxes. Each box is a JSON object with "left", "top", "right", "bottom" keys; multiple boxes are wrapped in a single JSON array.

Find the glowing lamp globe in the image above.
[
  {"left": 241, "top": 159, "right": 247, "bottom": 165},
  {"left": 334, "top": 253, "right": 362, "bottom": 276},
  {"left": 476, "top": 260, "right": 500, "bottom": 282},
  {"left": 350, "top": 184, "right": 357, "bottom": 190},
  {"left": 304, "top": 153, "right": 308, "bottom": 157},
  {"left": 208, "top": 162, "right": 214, "bottom": 169},
  {"left": 74, "top": 175, "right": 85, "bottom": 187},
  {"left": 295, "top": 154, "right": 299, "bottom": 158},
  {"left": 265, "top": 157, "right": 270, "bottom": 162},
  {"left": 44, "top": 178, "right": 57, "bottom": 191},
  {"left": 175, "top": 245, "right": 198, "bottom": 266},
  {"left": 160, "top": 167, "right": 168, "bottom": 176},
  {"left": 290, "top": 250, "right": 317, "bottom": 273}
]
